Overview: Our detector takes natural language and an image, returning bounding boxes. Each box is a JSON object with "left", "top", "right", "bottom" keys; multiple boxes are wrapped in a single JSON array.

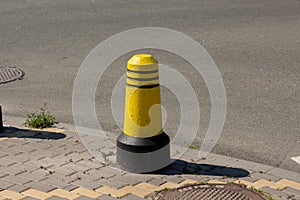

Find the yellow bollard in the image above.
[{"left": 116, "top": 54, "right": 170, "bottom": 173}]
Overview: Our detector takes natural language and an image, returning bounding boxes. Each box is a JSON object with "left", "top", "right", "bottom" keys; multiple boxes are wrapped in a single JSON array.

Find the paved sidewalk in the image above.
[{"left": 0, "top": 125, "right": 299, "bottom": 200}]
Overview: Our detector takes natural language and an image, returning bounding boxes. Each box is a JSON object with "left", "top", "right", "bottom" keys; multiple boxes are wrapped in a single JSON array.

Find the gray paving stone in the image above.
[
  {"left": 0, "top": 140, "right": 17, "bottom": 148},
  {"left": 25, "top": 180, "right": 57, "bottom": 192},
  {"left": 96, "top": 194, "right": 118, "bottom": 200},
  {"left": 41, "top": 177, "right": 70, "bottom": 188},
  {"left": 5, "top": 154, "right": 31, "bottom": 163},
  {"left": 283, "top": 187, "right": 300, "bottom": 198},
  {"left": 92, "top": 167, "right": 121, "bottom": 179},
  {"left": 8, "top": 184, "right": 30, "bottom": 193},
  {"left": 251, "top": 172, "right": 281, "bottom": 182},
  {"left": 64, "top": 152, "right": 86, "bottom": 163},
  {"left": 45, "top": 196, "right": 68, "bottom": 200},
  {"left": 0, "top": 171, "right": 8, "bottom": 178},
  {"left": 0, "top": 157, "right": 17, "bottom": 167},
  {"left": 22, "top": 197, "right": 40, "bottom": 200},
  {"left": 63, "top": 184, "right": 80, "bottom": 191},
  {"left": 2, "top": 175, "right": 32, "bottom": 185},
  {"left": 0, "top": 164, "right": 27, "bottom": 176},
  {"left": 69, "top": 172, "right": 101, "bottom": 182},
  {"left": 19, "top": 170, "right": 51, "bottom": 181},
  {"left": 0, "top": 152, "right": 8, "bottom": 158},
  {"left": 121, "top": 194, "right": 145, "bottom": 200},
  {"left": 10, "top": 144, "right": 38, "bottom": 153},
  {"left": 75, "top": 160, "right": 103, "bottom": 169},
  {"left": 25, "top": 149, "right": 59, "bottom": 161},
  {"left": 48, "top": 165, "right": 77, "bottom": 176},
  {"left": 50, "top": 173, "right": 80, "bottom": 184},
  {"left": 23, "top": 142, "right": 51, "bottom": 150},
  {"left": 238, "top": 176, "right": 259, "bottom": 182},
  {"left": 147, "top": 178, "right": 167, "bottom": 186},
  {"left": 71, "top": 179, "right": 102, "bottom": 190},
  {"left": 162, "top": 176, "right": 185, "bottom": 184},
  {"left": 0, "top": 179, "right": 16, "bottom": 189},
  {"left": 60, "top": 162, "right": 92, "bottom": 173},
  {"left": 39, "top": 157, "right": 69, "bottom": 167},
  {"left": 97, "top": 178, "right": 128, "bottom": 189},
  {"left": 267, "top": 168, "right": 300, "bottom": 183},
  {"left": 74, "top": 196, "right": 94, "bottom": 200},
  {"left": 261, "top": 186, "right": 290, "bottom": 199},
  {"left": 110, "top": 175, "right": 141, "bottom": 186},
  {"left": 180, "top": 175, "right": 209, "bottom": 182},
  {"left": 124, "top": 173, "right": 154, "bottom": 183}
]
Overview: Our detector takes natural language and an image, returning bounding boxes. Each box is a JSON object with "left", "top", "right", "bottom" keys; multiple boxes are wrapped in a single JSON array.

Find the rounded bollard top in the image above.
[{"left": 127, "top": 54, "right": 158, "bottom": 70}]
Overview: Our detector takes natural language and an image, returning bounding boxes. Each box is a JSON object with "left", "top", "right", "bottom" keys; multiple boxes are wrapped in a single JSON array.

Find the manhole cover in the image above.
[
  {"left": 151, "top": 184, "right": 266, "bottom": 200},
  {"left": 0, "top": 66, "right": 24, "bottom": 84}
]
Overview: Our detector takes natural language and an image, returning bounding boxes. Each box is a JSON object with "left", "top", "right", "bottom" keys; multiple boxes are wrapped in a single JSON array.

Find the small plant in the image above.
[
  {"left": 101, "top": 151, "right": 115, "bottom": 165},
  {"left": 188, "top": 144, "right": 198, "bottom": 149},
  {"left": 24, "top": 104, "right": 56, "bottom": 129}
]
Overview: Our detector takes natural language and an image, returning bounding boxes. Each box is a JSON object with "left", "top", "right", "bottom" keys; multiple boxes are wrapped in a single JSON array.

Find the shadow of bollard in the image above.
[
  {"left": 151, "top": 159, "right": 250, "bottom": 178},
  {"left": 0, "top": 126, "right": 66, "bottom": 140}
]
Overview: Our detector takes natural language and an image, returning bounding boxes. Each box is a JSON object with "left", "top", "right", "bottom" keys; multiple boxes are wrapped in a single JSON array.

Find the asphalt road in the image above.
[{"left": 0, "top": 0, "right": 299, "bottom": 173}]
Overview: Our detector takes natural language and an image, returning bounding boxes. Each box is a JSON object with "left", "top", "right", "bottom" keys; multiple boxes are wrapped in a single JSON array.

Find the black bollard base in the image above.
[
  {"left": 116, "top": 132, "right": 170, "bottom": 173},
  {"left": 0, "top": 106, "right": 4, "bottom": 133}
]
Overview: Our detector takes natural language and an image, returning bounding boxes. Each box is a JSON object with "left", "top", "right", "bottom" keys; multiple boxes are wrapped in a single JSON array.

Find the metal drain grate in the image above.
[
  {"left": 151, "top": 184, "right": 266, "bottom": 200},
  {"left": 0, "top": 66, "right": 24, "bottom": 84}
]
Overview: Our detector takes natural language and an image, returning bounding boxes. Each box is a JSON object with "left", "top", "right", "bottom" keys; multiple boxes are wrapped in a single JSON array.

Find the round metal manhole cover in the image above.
[
  {"left": 151, "top": 184, "right": 266, "bottom": 200},
  {"left": 0, "top": 66, "right": 24, "bottom": 84}
]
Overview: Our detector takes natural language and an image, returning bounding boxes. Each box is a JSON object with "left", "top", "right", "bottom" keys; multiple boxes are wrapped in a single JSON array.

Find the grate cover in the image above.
[
  {"left": 151, "top": 184, "right": 266, "bottom": 200},
  {"left": 0, "top": 66, "right": 24, "bottom": 84}
]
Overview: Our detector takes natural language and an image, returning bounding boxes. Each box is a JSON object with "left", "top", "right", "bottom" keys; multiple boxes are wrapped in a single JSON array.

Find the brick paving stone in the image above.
[
  {"left": 111, "top": 175, "right": 141, "bottom": 186},
  {"left": 0, "top": 179, "right": 16, "bottom": 189},
  {"left": 121, "top": 194, "right": 145, "bottom": 200},
  {"left": 25, "top": 181, "right": 57, "bottom": 192},
  {"left": 2, "top": 175, "right": 32, "bottom": 185},
  {"left": 147, "top": 178, "right": 167, "bottom": 186},
  {"left": 283, "top": 187, "right": 300, "bottom": 197},
  {"left": 72, "top": 179, "right": 103, "bottom": 190},
  {"left": 45, "top": 196, "right": 68, "bottom": 200},
  {"left": 260, "top": 186, "right": 290, "bottom": 199},
  {"left": 8, "top": 184, "right": 30, "bottom": 193},
  {"left": 97, "top": 178, "right": 128, "bottom": 189}
]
